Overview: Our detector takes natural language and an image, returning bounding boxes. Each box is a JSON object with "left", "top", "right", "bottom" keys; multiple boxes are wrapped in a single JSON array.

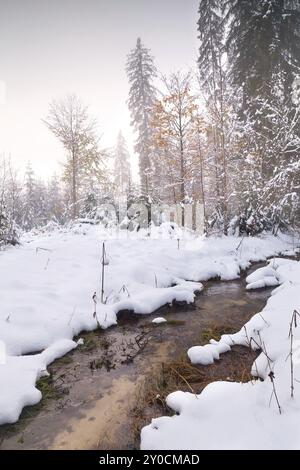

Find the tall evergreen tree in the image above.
[
  {"left": 225, "top": 0, "right": 300, "bottom": 111},
  {"left": 126, "top": 38, "right": 157, "bottom": 199},
  {"left": 20, "top": 163, "right": 47, "bottom": 229},
  {"left": 47, "top": 173, "right": 64, "bottom": 224},
  {"left": 113, "top": 131, "right": 132, "bottom": 201},
  {"left": 197, "top": 0, "right": 229, "bottom": 233},
  {"left": 197, "top": 0, "right": 224, "bottom": 94},
  {"left": 22, "top": 162, "right": 37, "bottom": 230},
  {"left": 0, "top": 156, "right": 18, "bottom": 248}
]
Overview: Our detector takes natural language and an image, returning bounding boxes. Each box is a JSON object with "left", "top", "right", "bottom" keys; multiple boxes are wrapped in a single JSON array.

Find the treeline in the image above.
[
  {"left": 0, "top": 123, "right": 136, "bottom": 246},
  {"left": 126, "top": 0, "right": 300, "bottom": 235},
  {"left": 1, "top": 0, "right": 299, "bottom": 246}
]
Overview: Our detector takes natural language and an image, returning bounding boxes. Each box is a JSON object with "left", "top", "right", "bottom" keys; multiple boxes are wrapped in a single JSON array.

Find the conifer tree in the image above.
[
  {"left": 126, "top": 38, "right": 157, "bottom": 199},
  {"left": 113, "top": 131, "right": 132, "bottom": 202},
  {"left": 225, "top": 0, "right": 300, "bottom": 111},
  {"left": 197, "top": 0, "right": 229, "bottom": 233}
]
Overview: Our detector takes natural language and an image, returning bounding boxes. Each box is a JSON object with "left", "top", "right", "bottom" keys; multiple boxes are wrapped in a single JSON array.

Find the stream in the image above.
[{"left": 0, "top": 261, "right": 275, "bottom": 450}]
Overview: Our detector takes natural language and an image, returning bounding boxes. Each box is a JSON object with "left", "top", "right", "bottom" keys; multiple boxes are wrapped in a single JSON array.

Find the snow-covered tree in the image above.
[
  {"left": 113, "top": 132, "right": 132, "bottom": 202},
  {"left": 44, "top": 94, "right": 107, "bottom": 219},
  {"left": 21, "top": 163, "right": 48, "bottom": 229},
  {"left": 0, "top": 157, "right": 19, "bottom": 245},
  {"left": 225, "top": 0, "right": 300, "bottom": 114},
  {"left": 198, "top": 0, "right": 224, "bottom": 93},
  {"left": 150, "top": 73, "right": 207, "bottom": 225},
  {"left": 22, "top": 163, "right": 37, "bottom": 230},
  {"left": 197, "top": 0, "right": 230, "bottom": 233},
  {"left": 126, "top": 38, "right": 157, "bottom": 199},
  {"left": 46, "top": 173, "right": 65, "bottom": 224}
]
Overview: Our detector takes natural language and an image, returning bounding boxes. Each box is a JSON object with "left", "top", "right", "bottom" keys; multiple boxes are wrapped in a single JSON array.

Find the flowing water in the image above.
[{"left": 0, "top": 262, "right": 275, "bottom": 450}]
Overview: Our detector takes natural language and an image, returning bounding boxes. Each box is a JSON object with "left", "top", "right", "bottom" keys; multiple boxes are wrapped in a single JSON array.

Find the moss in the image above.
[
  {"left": 78, "top": 332, "right": 98, "bottom": 351},
  {"left": 36, "top": 376, "right": 68, "bottom": 401},
  {"left": 77, "top": 331, "right": 111, "bottom": 353},
  {"left": 200, "top": 324, "right": 234, "bottom": 345},
  {"left": 89, "top": 357, "right": 116, "bottom": 372},
  {"left": 166, "top": 320, "right": 186, "bottom": 327},
  {"left": 54, "top": 355, "right": 73, "bottom": 366}
]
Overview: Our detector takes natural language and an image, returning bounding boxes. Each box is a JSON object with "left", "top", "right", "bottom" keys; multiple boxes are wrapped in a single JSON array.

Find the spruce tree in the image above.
[
  {"left": 22, "top": 163, "right": 37, "bottom": 230},
  {"left": 197, "top": 0, "right": 229, "bottom": 233},
  {"left": 47, "top": 174, "right": 64, "bottom": 224},
  {"left": 113, "top": 131, "right": 131, "bottom": 202},
  {"left": 197, "top": 0, "right": 224, "bottom": 94},
  {"left": 226, "top": 0, "right": 300, "bottom": 111},
  {"left": 126, "top": 38, "right": 157, "bottom": 199}
]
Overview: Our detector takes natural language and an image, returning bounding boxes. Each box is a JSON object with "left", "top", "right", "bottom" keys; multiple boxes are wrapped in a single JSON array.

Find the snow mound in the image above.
[
  {"left": 246, "top": 266, "right": 280, "bottom": 290},
  {"left": 188, "top": 340, "right": 231, "bottom": 365},
  {"left": 0, "top": 339, "right": 77, "bottom": 425},
  {"left": 152, "top": 317, "right": 167, "bottom": 324}
]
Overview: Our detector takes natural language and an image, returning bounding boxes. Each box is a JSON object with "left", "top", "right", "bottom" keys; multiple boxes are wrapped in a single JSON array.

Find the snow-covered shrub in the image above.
[{"left": 0, "top": 210, "right": 19, "bottom": 247}]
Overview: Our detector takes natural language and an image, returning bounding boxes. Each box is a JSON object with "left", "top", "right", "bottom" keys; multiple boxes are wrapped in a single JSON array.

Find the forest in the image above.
[
  {"left": 0, "top": 0, "right": 300, "bottom": 455},
  {"left": 1, "top": 0, "right": 299, "bottom": 245}
]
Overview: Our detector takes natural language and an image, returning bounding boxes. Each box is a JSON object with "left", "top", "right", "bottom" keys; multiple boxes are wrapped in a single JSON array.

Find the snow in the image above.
[
  {"left": 188, "top": 342, "right": 231, "bottom": 365},
  {"left": 246, "top": 265, "right": 280, "bottom": 290},
  {"left": 152, "top": 317, "right": 167, "bottom": 324},
  {"left": 141, "top": 257, "right": 300, "bottom": 450},
  {"left": 0, "top": 339, "right": 77, "bottom": 425},
  {"left": 0, "top": 224, "right": 295, "bottom": 425}
]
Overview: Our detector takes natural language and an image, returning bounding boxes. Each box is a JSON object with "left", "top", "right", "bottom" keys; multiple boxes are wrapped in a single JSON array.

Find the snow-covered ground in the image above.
[
  {"left": 141, "top": 257, "right": 300, "bottom": 450},
  {"left": 0, "top": 223, "right": 296, "bottom": 426}
]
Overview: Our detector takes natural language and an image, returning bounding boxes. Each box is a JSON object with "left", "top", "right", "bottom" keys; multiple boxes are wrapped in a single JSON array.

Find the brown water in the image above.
[{"left": 0, "top": 263, "right": 274, "bottom": 450}]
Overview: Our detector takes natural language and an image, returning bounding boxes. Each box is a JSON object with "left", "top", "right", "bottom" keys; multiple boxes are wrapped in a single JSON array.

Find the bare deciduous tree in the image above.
[{"left": 43, "top": 94, "right": 98, "bottom": 219}]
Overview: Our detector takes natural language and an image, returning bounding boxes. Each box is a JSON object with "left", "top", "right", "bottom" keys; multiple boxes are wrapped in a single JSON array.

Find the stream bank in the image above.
[{"left": 0, "top": 262, "right": 275, "bottom": 450}]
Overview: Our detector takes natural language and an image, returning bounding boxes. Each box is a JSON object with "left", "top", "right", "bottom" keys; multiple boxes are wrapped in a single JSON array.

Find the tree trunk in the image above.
[{"left": 72, "top": 150, "right": 77, "bottom": 219}]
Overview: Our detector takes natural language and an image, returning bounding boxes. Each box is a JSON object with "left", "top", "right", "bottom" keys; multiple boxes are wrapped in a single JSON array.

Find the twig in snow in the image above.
[
  {"left": 36, "top": 247, "right": 52, "bottom": 254},
  {"left": 259, "top": 314, "right": 270, "bottom": 327},
  {"left": 243, "top": 326, "right": 251, "bottom": 347},
  {"left": 104, "top": 289, "right": 114, "bottom": 303},
  {"left": 44, "top": 258, "right": 50, "bottom": 270},
  {"left": 286, "top": 310, "right": 300, "bottom": 398},
  {"left": 67, "top": 307, "right": 76, "bottom": 326},
  {"left": 251, "top": 334, "right": 282, "bottom": 414},
  {"left": 257, "top": 332, "right": 274, "bottom": 366},
  {"left": 258, "top": 333, "right": 282, "bottom": 414},
  {"left": 119, "top": 285, "right": 130, "bottom": 297},
  {"left": 92, "top": 292, "right": 101, "bottom": 328},
  {"left": 268, "top": 371, "right": 282, "bottom": 415},
  {"left": 245, "top": 327, "right": 260, "bottom": 378},
  {"left": 100, "top": 242, "right": 108, "bottom": 304},
  {"left": 235, "top": 235, "right": 246, "bottom": 257}
]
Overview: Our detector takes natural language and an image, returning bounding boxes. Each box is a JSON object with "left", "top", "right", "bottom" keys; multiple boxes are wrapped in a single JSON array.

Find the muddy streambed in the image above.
[{"left": 0, "top": 262, "right": 275, "bottom": 450}]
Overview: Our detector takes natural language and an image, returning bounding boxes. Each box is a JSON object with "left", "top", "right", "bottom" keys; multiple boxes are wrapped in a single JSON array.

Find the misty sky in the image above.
[{"left": 0, "top": 0, "right": 199, "bottom": 179}]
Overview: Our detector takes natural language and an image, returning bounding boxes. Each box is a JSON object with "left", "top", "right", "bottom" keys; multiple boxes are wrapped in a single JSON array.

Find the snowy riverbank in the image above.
[
  {"left": 141, "top": 257, "right": 300, "bottom": 450},
  {"left": 0, "top": 224, "right": 297, "bottom": 425}
]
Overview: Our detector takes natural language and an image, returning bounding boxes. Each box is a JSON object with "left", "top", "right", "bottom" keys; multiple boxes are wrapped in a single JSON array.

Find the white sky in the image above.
[{"left": 0, "top": 0, "right": 199, "bottom": 180}]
